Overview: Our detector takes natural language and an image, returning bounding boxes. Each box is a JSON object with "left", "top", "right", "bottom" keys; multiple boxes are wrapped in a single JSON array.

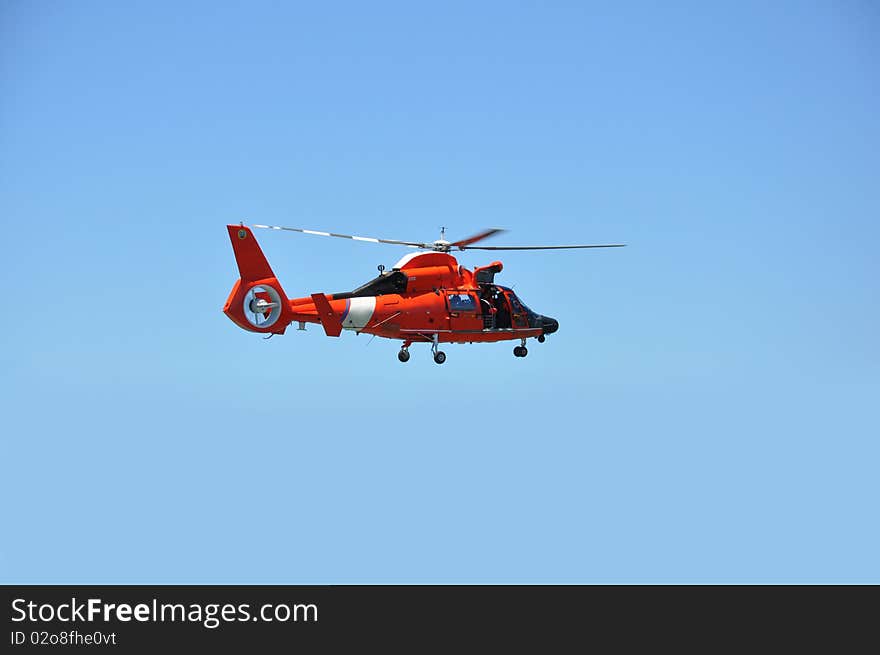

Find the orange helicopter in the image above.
[{"left": 223, "top": 223, "right": 624, "bottom": 363}]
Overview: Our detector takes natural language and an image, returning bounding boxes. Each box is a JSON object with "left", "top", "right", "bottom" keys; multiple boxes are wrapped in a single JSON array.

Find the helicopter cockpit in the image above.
[{"left": 478, "top": 284, "right": 558, "bottom": 334}]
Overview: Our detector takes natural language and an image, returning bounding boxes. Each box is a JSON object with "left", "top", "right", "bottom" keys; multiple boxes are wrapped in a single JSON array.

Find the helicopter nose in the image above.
[{"left": 541, "top": 316, "right": 559, "bottom": 335}]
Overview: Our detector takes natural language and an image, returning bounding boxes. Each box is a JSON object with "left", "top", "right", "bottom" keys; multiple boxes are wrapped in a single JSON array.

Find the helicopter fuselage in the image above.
[{"left": 223, "top": 225, "right": 559, "bottom": 358}]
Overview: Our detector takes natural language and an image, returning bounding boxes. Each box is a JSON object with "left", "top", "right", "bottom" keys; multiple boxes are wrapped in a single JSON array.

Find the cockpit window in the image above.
[
  {"left": 448, "top": 293, "right": 476, "bottom": 311},
  {"left": 509, "top": 294, "right": 525, "bottom": 314}
]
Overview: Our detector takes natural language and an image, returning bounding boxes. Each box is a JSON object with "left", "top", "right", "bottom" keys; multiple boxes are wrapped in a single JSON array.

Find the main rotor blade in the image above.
[
  {"left": 252, "top": 224, "right": 426, "bottom": 248},
  {"left": 461, "top": 243, "right": 627, "bottom": 250},
  {"left": 451, "top": 228, "right": 506, "bottom": 248}
]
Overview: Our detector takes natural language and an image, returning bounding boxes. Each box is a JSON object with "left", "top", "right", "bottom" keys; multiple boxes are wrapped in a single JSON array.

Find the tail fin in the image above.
[
  {"left": 224, "top": 224, "right": 291, "bottom": 333},
  {"left": 227, "top": 224, "right": 276, "bottom": 281}
]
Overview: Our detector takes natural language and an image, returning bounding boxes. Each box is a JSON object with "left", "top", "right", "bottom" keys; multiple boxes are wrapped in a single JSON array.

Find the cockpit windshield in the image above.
[
  {"left": 477, "top": 284, "right": 539, "bottom": 330},
  {"left": 508, "top": 293, "right": 526, "bottom": 314},
  {"left": 498, "top": 287, "right": 533, "bottom": 315}
]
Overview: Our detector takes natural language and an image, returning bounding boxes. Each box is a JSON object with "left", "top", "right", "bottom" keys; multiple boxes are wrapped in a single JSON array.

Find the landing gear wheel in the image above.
[
  {"left": 398, "top": 349, "right": 410, "bottom": 363},
  {"left": 433, "top": 351, "right": 446, "bottom": 365},
  {"left": 514, "top": 346, "right": 528, "bottom": 357},
  {"left": 537, "top": 334, "right": 546, "bottom": 343}
]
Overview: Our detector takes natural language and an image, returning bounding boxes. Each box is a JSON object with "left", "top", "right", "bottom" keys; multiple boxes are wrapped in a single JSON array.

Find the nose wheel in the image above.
[
  {"left": 514, "top": 338, "right": 528, "bottom": 358},
  {"left": 433, "top": 351, "right": 446, "bottom": 364}
]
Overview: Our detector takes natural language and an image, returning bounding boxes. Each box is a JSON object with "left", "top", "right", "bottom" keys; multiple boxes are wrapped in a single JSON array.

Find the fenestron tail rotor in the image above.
[
  {"left": 251, "top": 223, "right": 625, "bottom": 253},
  {"left": 243, "top": 284, "right": 282, "bottom": 329}
]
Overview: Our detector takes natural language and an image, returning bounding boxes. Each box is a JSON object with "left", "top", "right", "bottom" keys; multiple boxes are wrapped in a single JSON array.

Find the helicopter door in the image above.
[
  {"left": 446, "top": 292, "right": 481, "bottom": 332},
  {"left": 506, "top": 292, "right": 529, "bottom": 329}
]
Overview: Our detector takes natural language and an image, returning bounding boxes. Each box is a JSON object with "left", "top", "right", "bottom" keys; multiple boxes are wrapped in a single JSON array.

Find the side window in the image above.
[{"left": 448, "top": 293, "right": 476, "bottom": 311}]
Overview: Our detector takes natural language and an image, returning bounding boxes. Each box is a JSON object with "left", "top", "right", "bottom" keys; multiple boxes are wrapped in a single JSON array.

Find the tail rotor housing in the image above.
[{"left": 223, "top": 225, "right": 291, "bottom": 334}]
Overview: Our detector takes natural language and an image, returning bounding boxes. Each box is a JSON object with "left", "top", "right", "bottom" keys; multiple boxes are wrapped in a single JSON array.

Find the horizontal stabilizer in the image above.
[{"left": 311, "top": 293, "right": 343, "bottom": 337}]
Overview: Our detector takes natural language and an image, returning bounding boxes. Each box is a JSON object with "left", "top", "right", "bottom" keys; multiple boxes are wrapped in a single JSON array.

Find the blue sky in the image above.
[{"left": 1, "top": 1, "right": 878, "bottom": 582}]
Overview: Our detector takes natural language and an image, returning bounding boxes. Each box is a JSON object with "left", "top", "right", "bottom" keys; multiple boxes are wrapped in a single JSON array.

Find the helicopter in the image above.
[{"left": 223, "top": 223, "right": 624, "bottom": 364}]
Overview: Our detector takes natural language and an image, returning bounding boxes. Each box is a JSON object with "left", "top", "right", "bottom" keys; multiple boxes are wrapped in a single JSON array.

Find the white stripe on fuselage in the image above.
[{"left": 343, "top": 297, "right": 376, "bottom": 330}]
